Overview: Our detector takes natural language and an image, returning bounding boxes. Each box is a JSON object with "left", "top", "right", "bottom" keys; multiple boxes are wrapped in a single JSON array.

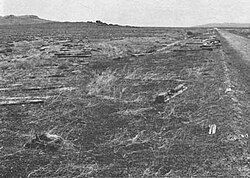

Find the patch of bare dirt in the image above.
[{"left": 219, "top": 30, "right": 250, "bottom": 64}]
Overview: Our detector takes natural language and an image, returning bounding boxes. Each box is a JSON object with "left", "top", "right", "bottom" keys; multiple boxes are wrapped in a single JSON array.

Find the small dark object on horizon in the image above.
[{"left": 187, "top": 31, "right": 194, "bottom": 36}]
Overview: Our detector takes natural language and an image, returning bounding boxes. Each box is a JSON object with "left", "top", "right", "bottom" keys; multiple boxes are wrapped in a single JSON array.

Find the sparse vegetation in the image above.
[
  {"left": 87, "top": 70, "right": 117, "bottom": 96},
  {"left": 0, "top": 24, "right": 249, "bottom": 177}
]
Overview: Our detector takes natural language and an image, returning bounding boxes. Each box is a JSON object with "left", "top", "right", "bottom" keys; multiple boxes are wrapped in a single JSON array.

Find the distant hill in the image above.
[
  {"left": 197, "top": 23, "right": 250, "bottom": 28},
  {"left": 0, "top": 15, "right": 53, "bottom": 25},
  {"left": 0, "top": 16, "right": 130, "bottom": 27}
]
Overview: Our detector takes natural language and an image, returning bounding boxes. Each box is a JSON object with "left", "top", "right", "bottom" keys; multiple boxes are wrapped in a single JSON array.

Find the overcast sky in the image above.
[{"left": 0, "top": 0, "right": 249, "bottom": 27}]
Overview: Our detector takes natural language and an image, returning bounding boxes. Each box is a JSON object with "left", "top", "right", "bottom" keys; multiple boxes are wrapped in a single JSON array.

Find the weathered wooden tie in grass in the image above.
[
  {"left": 23, "top": 86, "right": 61, "bottom": 91},
  {"left": 24, "top": 133, "right": 63, "bottom": 152},
  {"left": 46, "top": 74, "right": 66, "bottom": 78},
  {"left": 131, "top": 53, "right": 146, "bottom": 57},
  {"left": 154, "top": 84, "right": 187, "bottom": 104},
  {"left": 60, "top": 48, "right": 70, "bottom": 52},
  {"left": 55, "top": 53, "right": 91, "bottom": 58},
  {"left": 200, "top": 46, "right": 214, "bottom": 51},
  {"left": 186, "top": 42, "right": 204, "bottom": 45},
  {"left": 0, "top": 99, "right": 45, "bottom": 106},
  {"left": 0, "top": 85, "right": 75, "bottom": 92},
  {"left": 0, "top": 96, "right": 51, "bottom": 106},
  {"left": 172, "top": 49, "right": 203, "bottom": 52}
]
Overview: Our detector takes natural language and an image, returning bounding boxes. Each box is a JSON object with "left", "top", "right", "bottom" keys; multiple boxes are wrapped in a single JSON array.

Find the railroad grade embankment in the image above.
[
  {"left": 218, "top": 29, "right": 250, "bottom": 148},
  {"left": 218, "top": 30, "right": 250, "bottom": 88},
  {"left": 218, "top": 30, "right": 250, "bottom": 101},
  {"left": 219, "top": 30, "right": 250, "bottom": 63}
]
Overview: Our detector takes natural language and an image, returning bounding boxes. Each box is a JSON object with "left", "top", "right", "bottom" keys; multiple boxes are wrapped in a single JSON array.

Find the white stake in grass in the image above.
[{"left": 209, "top": 124, "right": 217, "bottom": 135}]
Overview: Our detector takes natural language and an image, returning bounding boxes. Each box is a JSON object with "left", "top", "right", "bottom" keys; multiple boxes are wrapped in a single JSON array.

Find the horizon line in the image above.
[{"left": 1, "top": 14, "right": 250, "bottom": 28}]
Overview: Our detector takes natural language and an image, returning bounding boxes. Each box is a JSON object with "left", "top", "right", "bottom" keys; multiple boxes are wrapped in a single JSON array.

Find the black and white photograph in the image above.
[{"left": 0, "top": 0, "right": 250, "bottom": 177}]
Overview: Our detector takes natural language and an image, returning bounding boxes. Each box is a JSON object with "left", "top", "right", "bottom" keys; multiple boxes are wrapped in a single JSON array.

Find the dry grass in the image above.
[
  {"left": 1, "top": 25, "right": 250, "bottom": 177},
  {"left": 86, "top": 69, "right": 118, "bottom": 96}
]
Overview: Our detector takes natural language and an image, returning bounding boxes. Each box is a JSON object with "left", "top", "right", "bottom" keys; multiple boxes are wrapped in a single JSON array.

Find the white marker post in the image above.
[{"left": 209, "top": 124, "right": 217, "bottom": 135}]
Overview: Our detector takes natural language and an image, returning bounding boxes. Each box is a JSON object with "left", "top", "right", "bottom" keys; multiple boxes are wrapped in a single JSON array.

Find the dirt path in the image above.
[
  {"left": 219, "top": 29, "right": 250, "bottom": 160},
  {"left": 218, "top": 30, "right": 250, "bottom": 64},
  {"left": 218, "top": 29, "right": 250, "bottom": 90}
]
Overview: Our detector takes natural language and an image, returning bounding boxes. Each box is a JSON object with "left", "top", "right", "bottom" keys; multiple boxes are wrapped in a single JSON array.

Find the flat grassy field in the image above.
[{"left": 0, "top": 24, "right": 250, "bottom": 177}]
